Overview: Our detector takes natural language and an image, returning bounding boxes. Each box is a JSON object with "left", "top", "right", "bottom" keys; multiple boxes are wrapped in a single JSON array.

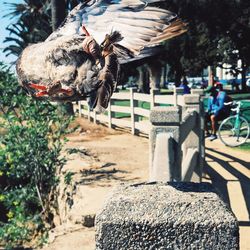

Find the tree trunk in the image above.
[
  {"left": 137, "top": 65, "right": 150, "bottom": 94},
  {"left": 162, "top": 64, "right": 167, "bottom": 88},
  {"left": 241, "top": 61, "right": 247, "bottom": 92},
  {"left": 148, "top": 61, "right": 162, "bottom": 90},
  {"left": 51, "top": 0, "right": 67, "bottom": 31},
  {"left": 174, "top": 69, "right": 182, "bottom": 87},
  {"left": 174, "top": 61, "right": 183, "bottom": 87},
  {"left": 51, "top": 0, "right": 74, "bottom": 116}
]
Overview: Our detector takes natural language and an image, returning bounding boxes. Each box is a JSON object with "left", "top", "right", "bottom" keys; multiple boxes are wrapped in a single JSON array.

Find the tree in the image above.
[
  {"left": 3, "top": 0, "right": 52, "bottom": 59},
  {"left": 162, "top": 0, "right": 250, "bottom": 91},
  {"left": 216, "top": 0, "right": 250, "bottom": 91},
  {"left": 4, "top": 0, "right": 81, "bottom": 60},
  {"left": 159, "top": 0, "right": 223, "bottom": 83},
  {"left": 51, "top": 0, "right": 67, "bottom": 31}
]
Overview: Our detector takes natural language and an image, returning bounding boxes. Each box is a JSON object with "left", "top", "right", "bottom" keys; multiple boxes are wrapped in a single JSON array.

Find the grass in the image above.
[
  {"left": 236, "top": 142, "right": 250, "bottom": 151},
  {"left": 112, "top": 97, "right": 171, "bottom": 119},
  {"left": 203, "top": 92, "right": 250, "bottom": 121}
]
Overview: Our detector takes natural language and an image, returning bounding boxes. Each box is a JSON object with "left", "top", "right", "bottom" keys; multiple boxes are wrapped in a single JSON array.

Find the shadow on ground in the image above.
[{"left": 204, "top": 145, "right": 250, "bottom": 227}]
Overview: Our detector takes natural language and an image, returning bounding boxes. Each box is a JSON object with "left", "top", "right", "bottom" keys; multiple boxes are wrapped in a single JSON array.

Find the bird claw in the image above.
[{"left": 82, "top": 25, "right": 90, "bottom": 36}]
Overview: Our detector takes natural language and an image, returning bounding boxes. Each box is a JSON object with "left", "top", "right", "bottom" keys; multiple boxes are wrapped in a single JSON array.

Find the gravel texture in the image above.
[
  {"left": 150, "top": 107, "right": 181, "bottom": 125},
  {"left": 95, "top": 182, "right": 239, "bottom": 250}
]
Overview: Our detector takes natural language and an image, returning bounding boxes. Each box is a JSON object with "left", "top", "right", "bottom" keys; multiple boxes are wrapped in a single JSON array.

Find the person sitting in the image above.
[{"left": 205, "top": 86, "right": 231, "bottom": 141}]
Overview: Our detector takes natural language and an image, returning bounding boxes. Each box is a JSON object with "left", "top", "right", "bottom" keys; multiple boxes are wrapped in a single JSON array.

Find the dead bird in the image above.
[{"left": 16, "top": 0, "right": 187, "bottom": 111}]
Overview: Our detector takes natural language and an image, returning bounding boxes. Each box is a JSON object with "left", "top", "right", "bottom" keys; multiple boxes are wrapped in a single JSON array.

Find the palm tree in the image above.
[
  {"left": 51, "top": 0, "right": 82, "bottom": 31},
  {"left": 3, "top": 0, "right": 52, "bottom": 60},
  {"left": 4, "top": 0, "right": 82, "bottom": 59}
]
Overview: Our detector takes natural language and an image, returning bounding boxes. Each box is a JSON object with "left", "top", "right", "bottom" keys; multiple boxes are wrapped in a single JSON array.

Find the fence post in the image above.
[
  {"left": 149, "top": 106, "right": 182, "bottom": 181},
  {"left": 108, "top": 100, "right": 112, "bottom": 129},
  {"left": 150, "top": 89, "right": 159, "bottom": 109},
  {"left": 87, "top": 103, "right": 91, "bottom": 121},
  {"left": 78, "top": 101, "right": 82, "bottom": 117},
  {"left": 130, "top": 88, "right": 139, "bottom": 135},
  {"left": 93, "top": 110, "right": 97, "bottom": 124},
  {"left": 182, "top": 94, "right": 204, "bottom": 182},
  {"left": 174, "top": 87, "right": 184, "bottom": 106}
]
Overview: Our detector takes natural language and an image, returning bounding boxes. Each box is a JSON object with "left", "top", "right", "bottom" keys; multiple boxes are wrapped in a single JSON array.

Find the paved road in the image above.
[{"left": 204, "top": 139, "right": 250, "bottom": 250}]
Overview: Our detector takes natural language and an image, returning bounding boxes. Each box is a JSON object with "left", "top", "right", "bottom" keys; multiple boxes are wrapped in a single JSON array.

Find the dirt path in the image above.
[
  {"left": 42, "top": 118, "right": 149, "bottom": 250},
  {"left": 42, "top": 118, "right": 249, "bottom": 250}
]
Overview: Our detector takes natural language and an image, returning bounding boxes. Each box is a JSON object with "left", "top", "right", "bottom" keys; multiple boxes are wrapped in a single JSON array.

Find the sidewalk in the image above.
[{"left": 204, "top": 139, "right": 250, "bottom": 250}]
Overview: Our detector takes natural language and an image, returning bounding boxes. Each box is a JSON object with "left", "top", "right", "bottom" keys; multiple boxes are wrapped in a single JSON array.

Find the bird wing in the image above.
[{"left": 46, "top": 0, "right": 187, "bottom": 59}]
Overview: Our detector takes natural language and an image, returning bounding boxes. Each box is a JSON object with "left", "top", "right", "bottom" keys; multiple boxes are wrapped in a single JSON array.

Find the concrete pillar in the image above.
[
  {"left": 95, "top": 183, "right": 239, "bottom": 250},
  {"left": 182, "top": 94, "right": 204, "bottom": 181},
  {"left": 149, "top": 106, "right": 182, "bottom": 181}
]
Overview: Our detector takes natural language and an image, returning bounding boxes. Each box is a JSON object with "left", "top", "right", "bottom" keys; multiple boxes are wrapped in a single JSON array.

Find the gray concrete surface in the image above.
[{"left": 95, "top": 182, "right": 239, "bottom": 250}]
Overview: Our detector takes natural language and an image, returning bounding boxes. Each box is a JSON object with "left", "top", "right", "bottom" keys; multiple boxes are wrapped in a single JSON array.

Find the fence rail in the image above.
[
  {"left": 73, "top": 88, "right": 187, "bottom": 135},
  {"left": 73, "top": 87, "right": 205, "bottom": 182}
]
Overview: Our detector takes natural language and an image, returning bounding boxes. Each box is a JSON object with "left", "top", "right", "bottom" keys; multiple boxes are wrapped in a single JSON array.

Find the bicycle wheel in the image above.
[{"left": 218, "top": 115, "right": 250, "bottom": 147}]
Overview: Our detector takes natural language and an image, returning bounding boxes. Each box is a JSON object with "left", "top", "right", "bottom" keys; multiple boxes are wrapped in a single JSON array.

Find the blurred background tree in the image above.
[
  {"left": 3, "top": 0, "right": 52, "bottom": 57},
  {"left": 162, "top": 0, "right": 250, "bottom": 90}
]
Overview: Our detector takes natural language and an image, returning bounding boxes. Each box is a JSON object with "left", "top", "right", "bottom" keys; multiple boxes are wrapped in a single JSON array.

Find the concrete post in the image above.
[
  {"left": 149, "top": 106, "right": 182, "bottom": 181},
  {"left": 95, "top": 183, "right": 239, "bottom": 250},
  {"left": 150, "top": 133, "right": 174, "bottom": 182},
  {"left": 182, "top": 94, "right": 204, "bottom": 182}
]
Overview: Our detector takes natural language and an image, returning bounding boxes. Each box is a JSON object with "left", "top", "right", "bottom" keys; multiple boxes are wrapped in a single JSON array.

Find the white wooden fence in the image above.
[
  {"left": 73, "top": 87, "right": 205, "bottom": 182},
  {"left": 73, "top": 88, "right": 186, "bottom": 136}
]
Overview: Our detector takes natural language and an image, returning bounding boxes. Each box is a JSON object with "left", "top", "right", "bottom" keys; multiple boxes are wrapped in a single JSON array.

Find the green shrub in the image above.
[{"left": 0, "top": 63, "right": 71, "bottom": 248}]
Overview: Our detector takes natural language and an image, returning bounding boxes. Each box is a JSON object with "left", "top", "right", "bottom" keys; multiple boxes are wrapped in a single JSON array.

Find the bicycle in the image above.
[{"left": 218, "top": 100, "right": 250, "bottom": 147}]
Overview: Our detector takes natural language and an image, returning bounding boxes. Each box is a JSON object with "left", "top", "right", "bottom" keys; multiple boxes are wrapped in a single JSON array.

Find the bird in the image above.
[{"left": 16, "top": 0, "right": 187, "bottom": 111}]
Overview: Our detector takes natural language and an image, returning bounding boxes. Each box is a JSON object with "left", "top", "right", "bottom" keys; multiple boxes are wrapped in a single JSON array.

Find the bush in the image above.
[{"left": 0, "top": 63, "right": 71, "bottom": 248}]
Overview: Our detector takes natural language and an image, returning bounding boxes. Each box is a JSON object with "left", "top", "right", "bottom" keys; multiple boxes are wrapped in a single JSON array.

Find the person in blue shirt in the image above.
[
  {"left": 180, "top": 76, "right": 191, "bottom": 94},
  {"left": 205, "top": 86, "right": 230, "bottom": 141}
]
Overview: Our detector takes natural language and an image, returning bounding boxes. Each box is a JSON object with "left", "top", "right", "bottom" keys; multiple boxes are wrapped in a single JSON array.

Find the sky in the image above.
[{"left": 0, "top": 0, "right": 22, "bottom": 66}]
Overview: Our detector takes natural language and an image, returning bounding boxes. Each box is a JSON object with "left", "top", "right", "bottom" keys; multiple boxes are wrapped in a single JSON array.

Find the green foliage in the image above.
[
  {"left": 3, "top": 0, "right": 52, "bottom": 60},
  {"left": 64, "top": 171, "right": 75, "bottom": 185},
  {"left": 0, "top": 63, "right": 71, "bottom": 248}
]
